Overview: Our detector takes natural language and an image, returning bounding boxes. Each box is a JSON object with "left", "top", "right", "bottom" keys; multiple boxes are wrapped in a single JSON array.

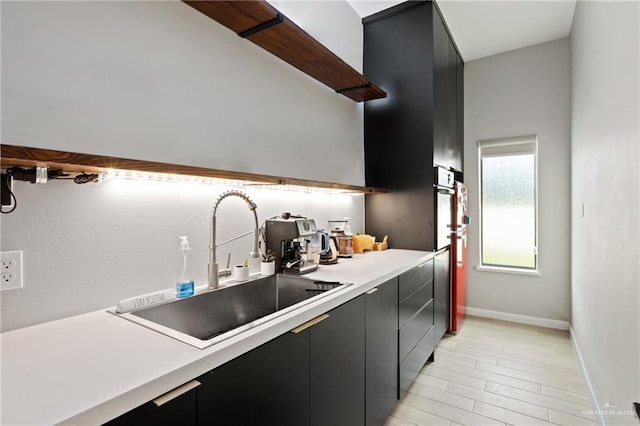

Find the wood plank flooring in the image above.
[{"left": 385, "top": 316, "right": 597, "bottom": 426}]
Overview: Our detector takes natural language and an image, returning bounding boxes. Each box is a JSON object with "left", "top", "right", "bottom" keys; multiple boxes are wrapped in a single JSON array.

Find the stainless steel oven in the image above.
[{"left": 434, "top": 167, "right": 454, "bottom": 250}]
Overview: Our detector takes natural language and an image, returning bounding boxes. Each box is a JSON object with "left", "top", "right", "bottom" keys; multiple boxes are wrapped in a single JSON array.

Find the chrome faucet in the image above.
[{"left": 209, "top": 190, "right": 260, "bottom": 290}]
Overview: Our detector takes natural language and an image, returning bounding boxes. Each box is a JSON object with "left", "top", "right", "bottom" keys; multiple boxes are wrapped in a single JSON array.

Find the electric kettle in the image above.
[{"left": 316, "top": 229, "right": 331, "bottom": 255}]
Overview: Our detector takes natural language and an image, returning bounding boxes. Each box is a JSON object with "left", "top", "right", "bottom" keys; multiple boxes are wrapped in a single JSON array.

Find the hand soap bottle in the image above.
[{"left": 176, "top": 236, "right": 194, "bottom": 298}]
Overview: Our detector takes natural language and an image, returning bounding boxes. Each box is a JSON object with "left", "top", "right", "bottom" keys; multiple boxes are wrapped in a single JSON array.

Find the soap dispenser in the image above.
[{"left": 176, "top": 236, "right": 194, "bottom": 298}]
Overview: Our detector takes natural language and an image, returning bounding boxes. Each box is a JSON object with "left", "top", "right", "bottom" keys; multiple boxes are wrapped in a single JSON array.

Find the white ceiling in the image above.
[{"left": 348, "top": 1, "right": 577, "bottom": 61}]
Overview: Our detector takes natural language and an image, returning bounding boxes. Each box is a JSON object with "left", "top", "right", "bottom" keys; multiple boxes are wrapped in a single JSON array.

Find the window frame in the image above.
[{"left": 476, "top": 135, "right": 540, "bottom": 275}]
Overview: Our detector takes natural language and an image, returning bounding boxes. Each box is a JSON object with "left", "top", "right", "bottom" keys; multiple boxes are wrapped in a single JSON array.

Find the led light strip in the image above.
[
  {"left": 103, "top": 169, "right": 361, "bottom": 195},
  {"left": 103, "top": 169, "right": 262, "bottom": 188}
]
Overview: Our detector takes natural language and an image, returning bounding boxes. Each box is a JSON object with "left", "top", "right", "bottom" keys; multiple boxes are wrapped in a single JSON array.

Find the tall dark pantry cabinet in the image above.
[
  {"left": 363, "top": 0, "right": 464, "bottom": 242},
  {"left": 363, "top": 0, "right": 464, "bottom": 398}
]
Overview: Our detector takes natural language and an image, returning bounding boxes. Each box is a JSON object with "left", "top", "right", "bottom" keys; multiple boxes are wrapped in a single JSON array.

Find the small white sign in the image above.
[{"left": 116, "top": 288, "right": 176, "bottom": 313}]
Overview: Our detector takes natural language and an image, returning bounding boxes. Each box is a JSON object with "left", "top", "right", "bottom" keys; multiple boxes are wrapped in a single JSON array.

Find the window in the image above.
[{"left": 478, "top": 135, "right": 538, "bottom": 271}]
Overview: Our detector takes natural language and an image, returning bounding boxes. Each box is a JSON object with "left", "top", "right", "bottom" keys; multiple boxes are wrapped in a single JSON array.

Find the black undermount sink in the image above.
[{"left": 118, "top": 274, "right": 349, "bottom": 349}]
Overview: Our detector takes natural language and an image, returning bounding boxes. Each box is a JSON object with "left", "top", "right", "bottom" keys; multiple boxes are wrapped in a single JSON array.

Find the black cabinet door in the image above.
[
  {"left": 104, "top": 385, "right": 197, "bottom": 426},
  {"left": 434, "top": 8, "right": 464, "bottom": 173},
  {"left": 363, "top": 2, "right": 433, "bottom": 190},
  {"left": 197, "top": 330, "right": 310, "bottom": 426},
  {"left": 310, "top": 296, "right": 365, "bottom": 426},
  {"left": 433, "top": 8, "right": 451, "bottom": 170},
  {"left": 456, "top": 48, "right": 464, "bottom": 174},
  {"left": 448, "top": 39, "right": 459, "bottom": 171},
  {"left": 434, "top": 249, "right": 451, "bottom": 341},
  {"left": 365, "top": 278, "right": 399, "bottom": 426}
]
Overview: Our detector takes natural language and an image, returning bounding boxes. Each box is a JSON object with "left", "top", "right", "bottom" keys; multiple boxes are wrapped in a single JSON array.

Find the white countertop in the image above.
[{"left": 0, "top": 249, "right": 433, "bottom": 425}]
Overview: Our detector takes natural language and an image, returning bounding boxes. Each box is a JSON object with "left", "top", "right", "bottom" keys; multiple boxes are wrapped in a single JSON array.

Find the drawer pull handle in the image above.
[
  {"left": 291, "top": 314, "right": 330, "bottom": 334},
  {"left": 365, "top": 288, "right": 379, "bottom": 295},
  {"left": 153, "top": 380, "right": 200, "bottom": 407}
]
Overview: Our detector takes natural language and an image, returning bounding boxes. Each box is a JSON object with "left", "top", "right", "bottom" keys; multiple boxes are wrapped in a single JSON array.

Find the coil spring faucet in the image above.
[{"left": 209, "top": 190, "right": 260, "bottom": 290}]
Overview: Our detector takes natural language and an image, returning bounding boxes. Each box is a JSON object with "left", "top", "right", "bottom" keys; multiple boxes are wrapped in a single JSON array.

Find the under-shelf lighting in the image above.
[
  {"left": 104, "top": 169, "right": 263, "bottom": 188},
  {"left": 252, "top": 184, "right": 364, "bottom": 195},
  {"left": 103, "top": 169, "right": 362, "bottom": 195}
]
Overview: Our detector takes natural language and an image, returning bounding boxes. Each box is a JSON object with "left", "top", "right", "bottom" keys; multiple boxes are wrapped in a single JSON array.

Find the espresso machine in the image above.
[{"left": 265, "top": 218, "right": 319, "bottom": 275}]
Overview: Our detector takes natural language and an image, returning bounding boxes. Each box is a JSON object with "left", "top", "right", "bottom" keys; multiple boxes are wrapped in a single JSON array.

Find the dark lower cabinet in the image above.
[
  {"left": 197, "top": 295, "right": 365, "bottom": 426},
  {"left": 103, "top": 383, "right": 197, "bottom": 426},
  {"left": 434, "top": 248, "right": 451, "bottom": 341},
  {"left": 398, "top": 260, "right": 435, "bottom": 398},
  {"left": 399, "top": 298, "right": 434, "bottom": 363},
  {"left": 365, "top": 278, "right": 399, "bottom": 426},
  {"left": 197, "top": 330, "right": 309, "bottom": 426},
  {"left": 399, "top": 324, "right": 434, "bottom": 397},
  {"left": 310, "top": 295, "right": 365, "bottom": 426}
]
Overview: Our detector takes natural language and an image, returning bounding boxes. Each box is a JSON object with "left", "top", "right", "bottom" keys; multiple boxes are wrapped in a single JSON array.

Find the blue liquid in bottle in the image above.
[
  {"left": 176, "top": 280, "right": 194, "bottom": 298},
  {"left": 176, "top": 236, "right": 195, "bottom": 298}
]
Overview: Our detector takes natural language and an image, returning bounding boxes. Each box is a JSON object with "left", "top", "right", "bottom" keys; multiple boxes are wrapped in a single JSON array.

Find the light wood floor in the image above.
[{"left": 386, "top": 316, "right": 597, "bottom": 426}]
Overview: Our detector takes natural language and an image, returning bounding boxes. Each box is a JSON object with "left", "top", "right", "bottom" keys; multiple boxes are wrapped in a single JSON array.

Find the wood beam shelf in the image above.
[
  {"left": 183, "top": 0, "right": 386, "bottom": 102},
  {"left": 0, "top": 145, "right": 384, "bottom": 194}
]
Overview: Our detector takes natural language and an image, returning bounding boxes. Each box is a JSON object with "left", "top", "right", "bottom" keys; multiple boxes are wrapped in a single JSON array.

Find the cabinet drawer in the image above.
[
  {"left": 399, "top": 260, "right": 434, "bottom": 302},
  {"left": 399, "top": 280, "right": 433, "bottom": 328},
  {"left": 399, "top": 325, "right": 435, "bottom": 398},
  {"left": 399, "top": 299, "right": 434, "bottom": 363}
]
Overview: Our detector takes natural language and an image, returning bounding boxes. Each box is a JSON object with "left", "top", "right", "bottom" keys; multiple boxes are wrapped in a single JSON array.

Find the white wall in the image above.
[
  {"left": 570, "top": 1, "right": 640, "bottom": 423},
  {"left": 1, "top": 1, "right": 365, "bottom": 185},
  {"left": 464, "top": 38, "right": 571, "bottom": 323},
  {"left": 0, "top": 0, "right": 368, "bottom": 331}
]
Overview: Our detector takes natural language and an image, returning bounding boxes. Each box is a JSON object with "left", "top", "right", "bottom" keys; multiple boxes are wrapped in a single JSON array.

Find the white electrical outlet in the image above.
[{"left": 1, "top": 250, "right": 23, "bottom": 290}]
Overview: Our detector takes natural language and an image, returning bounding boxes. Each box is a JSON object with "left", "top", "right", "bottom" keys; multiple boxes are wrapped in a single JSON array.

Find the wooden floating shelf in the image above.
[
  {"left": 0, "top": 145, "right": 385, "bottom": 194},
  {"left": 183, "top": 0, "right": 386, "bottom": 102}
]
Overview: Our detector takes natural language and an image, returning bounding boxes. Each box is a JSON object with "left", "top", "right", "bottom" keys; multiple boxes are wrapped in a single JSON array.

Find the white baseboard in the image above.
[
  {"left": 465, "top": 307, "right": 570, "bottom": 330},
  {"left": 570, "top": 325, "right": 604, "bottom": 426}
]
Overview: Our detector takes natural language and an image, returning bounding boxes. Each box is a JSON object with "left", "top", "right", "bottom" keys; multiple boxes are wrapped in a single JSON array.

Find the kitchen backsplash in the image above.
[{"left": 0, "top": 178, "right": 364, "bottom": 332}]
